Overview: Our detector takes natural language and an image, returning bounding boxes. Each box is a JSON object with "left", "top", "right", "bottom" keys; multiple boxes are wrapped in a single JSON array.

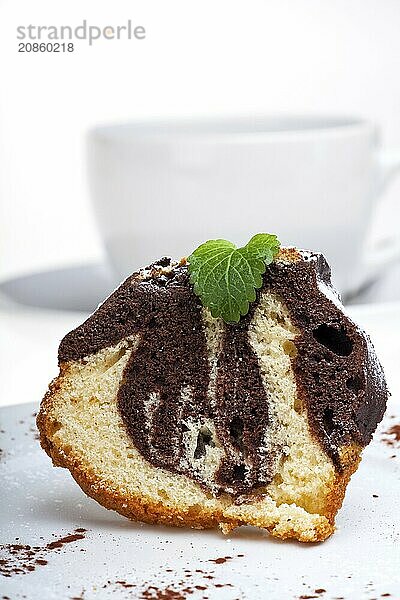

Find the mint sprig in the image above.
[{"left": 188, "top": 234, "right": 280, "bottom": 323}]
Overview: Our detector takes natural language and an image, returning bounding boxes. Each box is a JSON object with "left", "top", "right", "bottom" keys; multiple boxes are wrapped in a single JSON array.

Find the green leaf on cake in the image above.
[{"left": 188, "top": 234, "right": 280, "bottom": 323}]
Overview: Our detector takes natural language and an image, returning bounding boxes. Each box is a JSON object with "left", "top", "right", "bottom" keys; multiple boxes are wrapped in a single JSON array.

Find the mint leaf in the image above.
[{"left": 188, "top": 234, "right": 280, "bottom": 323}]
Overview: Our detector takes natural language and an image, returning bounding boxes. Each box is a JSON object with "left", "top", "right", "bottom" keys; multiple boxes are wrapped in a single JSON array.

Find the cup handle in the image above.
[{"left": 363, "top": 149, "right": 400, "bottom": 272}]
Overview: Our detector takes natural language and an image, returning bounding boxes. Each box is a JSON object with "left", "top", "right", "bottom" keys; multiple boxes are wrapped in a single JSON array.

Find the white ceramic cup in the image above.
[{"left": 87, "top": 116, "right": 400, "bottom": 294}]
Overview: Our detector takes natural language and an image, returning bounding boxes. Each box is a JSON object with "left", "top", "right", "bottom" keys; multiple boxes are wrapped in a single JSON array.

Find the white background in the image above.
[{"left": 1, "top": 0, "right": 400, "bottom": 280}]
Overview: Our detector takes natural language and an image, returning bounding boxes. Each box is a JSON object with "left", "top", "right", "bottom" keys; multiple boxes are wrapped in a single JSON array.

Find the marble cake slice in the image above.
[{"left": 37, "top": 248, "right": 388, "bottom": 542}]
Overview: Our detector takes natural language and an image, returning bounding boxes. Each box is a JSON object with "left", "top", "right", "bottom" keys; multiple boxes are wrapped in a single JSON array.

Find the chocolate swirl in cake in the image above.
[{"left": 58, "top": 251, "right": 387, "bottom": 495}]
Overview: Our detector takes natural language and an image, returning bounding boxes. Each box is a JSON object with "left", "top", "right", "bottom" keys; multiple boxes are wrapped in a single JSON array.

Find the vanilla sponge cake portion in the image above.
[{"left": 37, "top": 248, "right": 387, "bottom": 542}]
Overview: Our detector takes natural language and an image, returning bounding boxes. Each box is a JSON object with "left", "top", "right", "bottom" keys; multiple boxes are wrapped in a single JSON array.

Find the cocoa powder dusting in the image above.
[
  {"left": 141, "top": 586, "right": 186, "bottom": 599},
  {"left": 208, "top": 556, "right": 233, "bottom": 564},
  {"left": 382, "top": 423, "right": 400, "bottom": 446},
  {"left": 47, "top": 533, "right": 85, "bottom": 550},
  {"left": 0, "top": 528, "right": 87, "bottom": 577},
  {"left": 115, "top": 580, "right": 135, "bottom": 589},
  {"left": 107, "top": 558, "right": 243, "bottom": 599}
]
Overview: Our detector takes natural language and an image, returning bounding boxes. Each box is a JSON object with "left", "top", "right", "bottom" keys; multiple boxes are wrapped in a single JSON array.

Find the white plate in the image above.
[
  {"left": 1, "top": 399, "right": 399, "bottom": 600},
  {"left": 1, "top": 303, "right": 400, "bottom": 598}
]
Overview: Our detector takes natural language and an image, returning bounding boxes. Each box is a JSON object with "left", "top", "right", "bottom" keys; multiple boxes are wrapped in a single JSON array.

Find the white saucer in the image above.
[{"left": 0, "top": 263, "right": 117, "bottom": 312}]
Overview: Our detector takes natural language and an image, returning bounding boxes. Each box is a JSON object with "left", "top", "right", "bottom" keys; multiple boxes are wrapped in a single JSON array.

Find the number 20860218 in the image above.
[{"left": 18, "top": 42, "right": 74, "bottom": 52}]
